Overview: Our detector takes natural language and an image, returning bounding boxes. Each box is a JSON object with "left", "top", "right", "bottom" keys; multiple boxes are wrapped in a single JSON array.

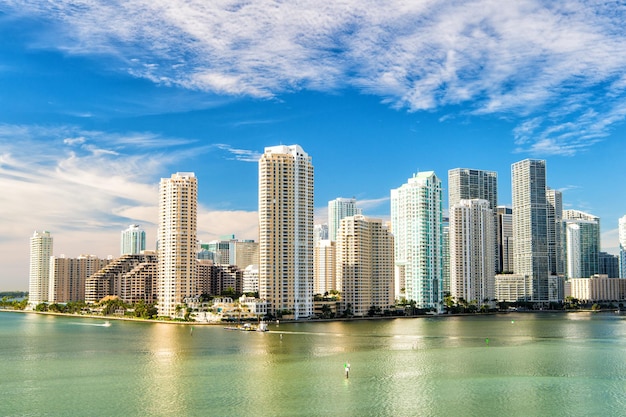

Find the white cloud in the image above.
[
  {"left": 6, "top": 0, "right": 626, "bottom": 155},
  {"left": 0, "top": 124, "right": 256, "bottom": 289}
]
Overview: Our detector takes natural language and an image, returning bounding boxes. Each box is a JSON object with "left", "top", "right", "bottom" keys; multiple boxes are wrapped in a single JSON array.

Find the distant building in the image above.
[
  {"left": 565, "top": 274, "right": 626, "bottom": 303},
  {"left": 230, "top": 240, "right": 259, "bottom": 269},
  {"left": 49, "top": 255, "right": 110, "bottom": 303},
  {"left": 314, "top": 224, "right": 329, "bottom": 244},
  {"left": 259, "top": 145, "right": 314, "bottom": 319},
  {"left": 157, "top": 172, "right": 198, "bottom": 317},
  {"left": 599, "top": 252, "right": 619, "bottom": 278},
  {"left": 562, "top": 210, "right": 600, "bottom": 279},
  {"left": 197, "top": 262, "right": 244, "bottom": 296},
  {"left": 546, "top": 188, "right": 564, "bottom": 277},
  {"left": 441, "top": 217, "right": 450, "bottom": 295},
  {"left": 314, "top": 240, "right": 337, "bottom": 295},
  {"left": 28, "top": 231, "right": 53, "bottom": 307},
  {"left": 242, "top": 264, "right": 259, "bottom": 294},
  {"left": 391, "top": 171, "right": 443, "bottom": 309},
  {"left": 328, "top": 197, "right": 361, "bottom": 242},
  {"left": 85, "top": 252, "right": 157, "bottom": 304},
  {"left": 120, "top": 224, "right": 146, "bottom": 255},
  {"left": 618, "top": 215, "right": 626, "bottom": 279},
  {"left": 496, "top": 207, "right": 514, "bottom": 273},
  {"left": 495, "top": 274, "right": 531, "bottom": 302},
  {"left": 337, "top": 215, "right": 394, "bottom": 317}
]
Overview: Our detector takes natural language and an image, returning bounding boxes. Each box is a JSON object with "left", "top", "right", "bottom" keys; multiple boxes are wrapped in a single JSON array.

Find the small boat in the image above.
[{"left": 102, "top": 321, "right": 111, "bottom": 327}]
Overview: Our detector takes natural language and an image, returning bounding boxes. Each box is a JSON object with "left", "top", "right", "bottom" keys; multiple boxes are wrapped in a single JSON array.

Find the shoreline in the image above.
[{"left": 1, "top": 307, "right": 609, "bottom": 326}]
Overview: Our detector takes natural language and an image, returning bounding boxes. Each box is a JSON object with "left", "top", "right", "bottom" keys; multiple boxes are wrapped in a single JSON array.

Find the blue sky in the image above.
[{"left": 1, "top": 1, "right": 625, "bottom": 290}]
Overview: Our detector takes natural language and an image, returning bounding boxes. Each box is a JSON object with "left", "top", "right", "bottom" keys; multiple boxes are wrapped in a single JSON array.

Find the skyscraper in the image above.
[
  {"left": 28, "top": 230, "right": 53, "bottom": 307},
  {"left": 449, "top": 199, "right": 495, "bottom": 304},
  {"left": 448, "top": 168, "right": 498, "bottom": 210},
  {"left": 448, "top": 168, "right": 498, "bottom": 274},
  {"left": 328, "top": 197, "right": 361, "bottom": 242},
  {"left": 157, "top": 172, "right": 198, "bottom": 317},
  {"left": 562, "top": 210, "right": 600, "bottom": 279},
  {"left": 121, "top": 224, "right": 146, "bottom": 255},
  {"left": 618, "top": 215, "right": 626, "bottom": 279},
  {"left": 314, "top": 239, "right": 336, "bottom": 294},
  {"left": 336, "top": 215, "right": 394, "bottom": 316},
  {"left": 391, "top": 171, "right": 443, "bottom": 309},
  {"left": 259, "top": 145, "right": 314, "bottom": 319},
  {"left": 511, "top": 159, "right": 549, "bottom": 302},
  {"left": 496, "top": 206, "right": 514, "bottom": 273},
  {"left": 546, "top": 188, "right": 564, "bottom": 277}
]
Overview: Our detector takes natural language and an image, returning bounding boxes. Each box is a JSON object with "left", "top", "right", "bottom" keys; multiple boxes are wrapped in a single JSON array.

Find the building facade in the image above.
[
  {"left": 599, "top": 251, "right": 620, "bottom": 278},
  {"left": 157, "top": 172, "right": 198, "bottom": 317},
  {"left": 49, "top": 255, "right": 110, "bottom": 303},
  {"left": 328, "top": 197, "right": 361, "bottom": 242},
  {"left": 496, "top": 207, "right": 514, "bottom": 273},
  {"left": 258, "top": 145, "right": 314, "bottom": 319},
  {"left": 391, "top": 171, "right": 443, "bottom": 310},
  {"left": 120, "top": 224, "right": 146, "bottom": 255},
  {"left": 336, "top": 215, "right": 394, "bottom": 317},
  {"left": 562, "top": 211, "right": 600, "bottom": 279},
  {"left": 28, "top": 231, "right": 53, "bottom": 307},
  {"left": 449, "top": 199, "right": 495, "bottom": 305},
  {"left": 546, "top": 188, "right": 564, "bottom": 277},
  {"left": 511, "top": 159, "right": 549, "bottom": 302},
  {"left": 618, "top": 215, "right": 626, "bottom": 279},
  {"left": 314, "top": 239, "right": 337, "bottom": 295}
]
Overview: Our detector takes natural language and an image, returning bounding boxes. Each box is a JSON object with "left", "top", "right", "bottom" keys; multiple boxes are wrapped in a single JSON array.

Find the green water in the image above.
[{"left": 1, "top": 312, "right": 626, "bottom": 416}]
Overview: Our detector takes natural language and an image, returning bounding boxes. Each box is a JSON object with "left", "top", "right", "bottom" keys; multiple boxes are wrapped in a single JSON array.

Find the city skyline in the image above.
[{"left": 2, "top": 2, "right": 626, "bottom": 290}]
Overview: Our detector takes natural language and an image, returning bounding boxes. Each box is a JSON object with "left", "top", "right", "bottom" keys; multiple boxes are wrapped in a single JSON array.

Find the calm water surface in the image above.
[{"left": 1, "top": 311, "right": 626, "bottom": 416}]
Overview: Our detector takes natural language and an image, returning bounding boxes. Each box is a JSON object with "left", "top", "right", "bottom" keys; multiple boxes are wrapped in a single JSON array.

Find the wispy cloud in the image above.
[
  {"left": 0, "top": 123, "right": 263, "bottom": 287},
  {"left": 6, "top": 0, "right": 626, "bottom": 156}
]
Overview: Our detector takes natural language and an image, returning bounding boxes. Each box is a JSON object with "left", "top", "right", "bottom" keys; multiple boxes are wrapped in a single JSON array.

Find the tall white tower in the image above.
[
  {"left": 449, "top": 199, "right": 495, "bottom": 304},
  {"left": 511, "top": 159, "right": 549, "bottom": 302},
  {"left": 259, "top": 145, "right": 314, "bottom": 319},
  {"left": 391, "top": 171, "right": 443, "bottom": 310},
  {"left": 157, "top": 172, "right": 198, "bottom": 317},
  {"left": 328, "top": 197, "right": 360, "bottom": 242},
  {"left": 28, "top": 231, "right": 53, "bottom": 307},
  {"left": 121, "top": 224, "right": 146, "bottom": 255},
  {"left": 618, "top": 215, "right": 626, "bottom": 279}
]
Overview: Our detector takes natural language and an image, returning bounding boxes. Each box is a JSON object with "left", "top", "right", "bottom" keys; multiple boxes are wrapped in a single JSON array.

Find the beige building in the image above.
[
  {"left": 85, "top": 253, "right": 157, "bottom": 304},
  {"left": 259, "top": 145, "right": 314, "bottom": 319},
  {"left": 232, "top": 240, "right": 259, "bottom": 269},
  {"left": 314, "top": 239, "right": 336, "bottom": 294},
  {"left": 450, "top": 199, "right": 495, "bottom": 304},
  {"left": 565, "top": 274, "right": 626, "bottom": 303},
  {"left": 49, "top": 255, "right": 110, "bottom": 303},
  {"left": 157, "top": 172, "right": 198, "bottom": 317},
  {"left": 337, "top": 215, "right": 395, "bottom": 317}
]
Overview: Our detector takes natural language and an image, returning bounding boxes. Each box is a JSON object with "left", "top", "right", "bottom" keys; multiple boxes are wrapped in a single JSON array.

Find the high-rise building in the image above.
[
  {"left": 259, "top": 145, "right": 314, "bottom": 319},
  {"left": 328, "top": 197, "right": 361, "bottom": 242},
  {"left": 496, "top": 207, "right": 514, "bottom": 273},
  {"left": 448, "top": 168, "right": 498, "bottom": 210},
  {"left": 391, "top": 171, "right": 443, "bottom": 309},
  {"left": 313, "top": 224, "right": 329, "bottom": 244},
  {"left": 121, "top": 224, "right": 146, "bottom": 255},
  {"left": 230, "top": 240, "right": 259, "bottom": 269},
  {"left": 49, "top": 255, "right": 110, "bottom": 303},
  {"left": 546, "top": 188, "right": 564, "bottom": 277},
  {"left": 157, "top": 172, "right": 198, "bottom": 317},
  {"left": 620, "top": 215, "right": 626, "bottom": 278},
  {"left": 314, "top": 240, "right": 336, "bottom": 294},
  {"left": 449, "top": 199, "right": 495, "bottom": 304},
  {"left": 599, "top": 252, "right": 619, "bottom": 278},
  {"left": 85, "top": 252, "right": 157, "bottom": 304},
  {"left": 441, "top": 217, "right": 450, "bottom": 295},
  {"left": 562, "top": 210, "right": 600, "bottom": 279},
  {"left": 28, "top": 231, "right": 53, "bottom": 307},
  {"left": 511, "top": 159, "right": 549, "bottom": 302},
  {"left": 336, "top": 215, "right": 394, "bottom": 317},
  {"left": 448, "top": 168, "right": 498, "bottom": 274}
]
